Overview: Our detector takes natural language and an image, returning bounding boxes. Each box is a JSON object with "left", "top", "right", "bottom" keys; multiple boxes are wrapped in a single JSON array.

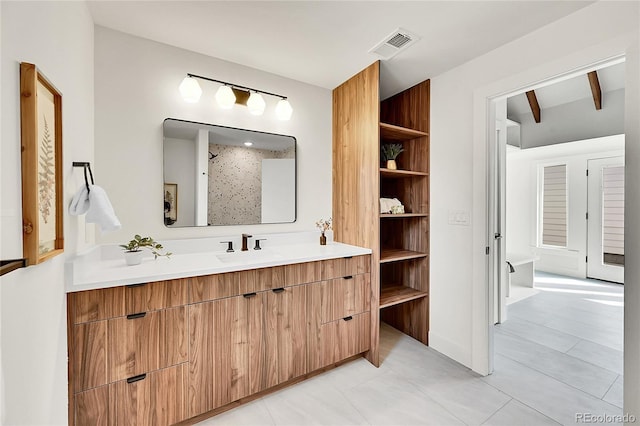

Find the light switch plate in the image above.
[{"left": 448, "top": 210, "right": 470, "bottom": 226}]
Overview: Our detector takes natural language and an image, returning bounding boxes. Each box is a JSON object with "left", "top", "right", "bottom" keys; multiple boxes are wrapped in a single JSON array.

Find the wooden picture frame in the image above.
[
  {"left": 164, "top": 183, "right": 178, "bottom": 223},
  {"left": 20, "top": 62, "right": 64, "bottom": 265}
]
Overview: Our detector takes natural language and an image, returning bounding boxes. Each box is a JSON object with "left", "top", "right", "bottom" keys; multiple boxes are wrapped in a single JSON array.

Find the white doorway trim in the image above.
[{"left": 470, "top": 53, "right": 626, "bottom": 376}]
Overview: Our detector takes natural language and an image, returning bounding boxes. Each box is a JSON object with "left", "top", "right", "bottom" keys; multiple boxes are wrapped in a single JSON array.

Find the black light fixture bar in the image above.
[{"left": 187, "top": 73, "right": 287, "bottom": 100}]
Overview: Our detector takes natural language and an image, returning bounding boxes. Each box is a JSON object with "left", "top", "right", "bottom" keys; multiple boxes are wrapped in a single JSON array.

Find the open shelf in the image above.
[
  {"left": 379, "top": 249, "right": 428, "bottom": 263},
  {"left": 380, "top": 168, "right": 428, "bottom": 178},
  {"left": 380, "top": 213, "right": 428, "bottom": 218},
  {"left": 379, "top": 285, "right": 428, "bottom": 309},
  {"left": 380, "top": 122, "right": 428, "bottom": 141}
]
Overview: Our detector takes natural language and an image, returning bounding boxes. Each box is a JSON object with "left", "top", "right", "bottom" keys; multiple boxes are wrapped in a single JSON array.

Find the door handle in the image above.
[{"left": 494, "top": 233, "right": 502, "bottom": 240}]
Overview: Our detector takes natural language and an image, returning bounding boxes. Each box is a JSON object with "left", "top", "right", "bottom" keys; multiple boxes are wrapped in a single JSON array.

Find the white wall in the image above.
[
  {"left": 430, "top": 1, "right": 638, "bottom": 394},
  {"left": 94, "top": 26, "right": 331, "bottom": 243},
  {"left": 506, "top": 135, "right": 624, "bottom": 278},
  {"left": 163, "top": 137, "right": 196, "bottom": 227},
  {"left": 0, "top": 2, "right": 94, "bottom": 424}
]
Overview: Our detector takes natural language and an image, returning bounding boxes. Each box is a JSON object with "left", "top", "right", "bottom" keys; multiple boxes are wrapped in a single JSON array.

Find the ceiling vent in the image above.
[{"left": 369, "top": 28, "right": 420, "bottom": 60}]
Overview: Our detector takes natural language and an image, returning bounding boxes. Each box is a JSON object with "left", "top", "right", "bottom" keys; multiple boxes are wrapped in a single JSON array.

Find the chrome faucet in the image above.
[{"left": 241, "top": 233, "right": 253, "bottom": 251}]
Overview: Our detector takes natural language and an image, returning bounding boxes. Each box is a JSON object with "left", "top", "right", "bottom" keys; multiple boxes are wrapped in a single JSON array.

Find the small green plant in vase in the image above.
[
  {"left": 120, "top": 234, "right": 171, "bottom": 266},
  {"left": 381, "top": 143, "right": 404, "bottom": 170}
]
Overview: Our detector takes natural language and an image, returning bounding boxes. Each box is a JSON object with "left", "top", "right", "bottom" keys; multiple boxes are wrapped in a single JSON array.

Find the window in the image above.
[
  {"left": 541, "top": 164, "right": 567, "bottom": 247},
  {"left": 602, "top": 165, "right": 624, "bottom": 265}
]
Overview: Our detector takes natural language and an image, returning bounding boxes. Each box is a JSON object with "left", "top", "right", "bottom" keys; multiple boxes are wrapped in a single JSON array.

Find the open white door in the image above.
[{"left": 587, "top": 156, "right": 624, "bottom": 283}]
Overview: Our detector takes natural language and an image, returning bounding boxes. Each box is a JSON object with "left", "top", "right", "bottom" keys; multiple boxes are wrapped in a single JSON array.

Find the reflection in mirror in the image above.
[{"left": 163, "top": 119, "right": 296, "bottom": 227}]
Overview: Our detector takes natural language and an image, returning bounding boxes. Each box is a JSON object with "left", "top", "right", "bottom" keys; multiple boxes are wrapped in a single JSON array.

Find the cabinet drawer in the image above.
[
  {"left": 321, "top": 255, "right": 370, "bottom": 280},
  {"left": 321, "top": 274, "right": 370, "bottom": 323},
  {"left": 108, "top": 306, "right": 188, "bottom": 383},
  {"left": 283, "top": 261, "right": 321, "bottom": 286},
  {"left": 110, "top": 363, "right": 188, "bottom": 426},
  {"left": 125, "top": 279, "right": 188, "bottom": 314},
  {"left": 72, "top": 320, "right": 108, "bottom": 392},
  {"left": 189, "top": 272, "right": 240, "bottom": 303},
  {"left": 70, "top": 287, "right": 125, "bottom": 324},
  {"left": 238, "top": 265, "right": 285, "bottom": 294},
  {"left": 321, "top": 312, "right": 370, "bottom": 367},
  {"left": 75, "top": 385, "right": 109, "bottom": 426}
]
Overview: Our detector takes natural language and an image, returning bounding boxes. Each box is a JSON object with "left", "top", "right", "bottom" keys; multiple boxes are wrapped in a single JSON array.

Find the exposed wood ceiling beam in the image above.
[
  {"left": 526, "top": 90, "right": 541, "bottom": 123},
  {"left": 588, "top": 71, "right": 602, "bottom": 110}
]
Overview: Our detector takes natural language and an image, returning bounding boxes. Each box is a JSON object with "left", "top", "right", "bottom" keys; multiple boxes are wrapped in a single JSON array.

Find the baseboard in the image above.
[{"left": 428, "top": 331, "right": 472, "bottom": 369}]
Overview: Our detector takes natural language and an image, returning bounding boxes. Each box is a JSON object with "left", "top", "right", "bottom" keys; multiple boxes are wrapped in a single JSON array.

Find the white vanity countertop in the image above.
[{"left": 65, "top": 232, "right": 371, "bottom": 292}]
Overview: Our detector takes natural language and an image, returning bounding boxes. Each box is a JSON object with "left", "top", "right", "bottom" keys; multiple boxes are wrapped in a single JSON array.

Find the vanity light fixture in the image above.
[
  {"left": 180, "top": 73, "right": 293, "bottom": 120},
  {"left": 179, "top": 76, "right": 203, "bottom": 103}
]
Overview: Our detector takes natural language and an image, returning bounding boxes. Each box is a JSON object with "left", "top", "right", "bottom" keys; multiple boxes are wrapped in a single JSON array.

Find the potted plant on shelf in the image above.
[
  {"left": 120, "top": 234, "right": 171, "bottom": 266},
  {"left": 381, "top": 143, "right": 404, "bottom": 170}
]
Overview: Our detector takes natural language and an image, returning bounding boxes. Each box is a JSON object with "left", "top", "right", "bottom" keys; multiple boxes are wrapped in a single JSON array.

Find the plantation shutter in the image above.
[
  {"left": 602, "top": 165, "right": 624, "bottom": 264},
  {"left": 542, "top": 165, "right": 567, "bottom": 247}
]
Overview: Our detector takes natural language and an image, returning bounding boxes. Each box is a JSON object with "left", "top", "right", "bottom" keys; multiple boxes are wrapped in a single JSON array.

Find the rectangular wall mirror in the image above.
[{"left": 163, "top": 118, "right": 296, "bottom": 227}]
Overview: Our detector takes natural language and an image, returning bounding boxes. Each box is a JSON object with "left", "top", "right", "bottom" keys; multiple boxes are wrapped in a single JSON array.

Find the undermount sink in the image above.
[{"left": 215, "top": 249, "right": 283, "bottom": 264}]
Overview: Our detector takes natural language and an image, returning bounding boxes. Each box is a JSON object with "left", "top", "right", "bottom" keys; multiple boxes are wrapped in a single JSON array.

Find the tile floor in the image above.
[{"left": 198, "top": 272, "right": 624, "bottom": 425}]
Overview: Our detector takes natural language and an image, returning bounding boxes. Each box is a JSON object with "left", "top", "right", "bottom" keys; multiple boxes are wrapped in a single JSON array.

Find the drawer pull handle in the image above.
[
  {"left": 343, "top": 316, "right": 353, "bottom": 321},
  {"left": 272, "top": 288, "right": 285, "bottom": 293},
  {"left": 344, "top": 256, "right": 353, "bottom": 259},
  {"left": 126, "top": 283, "right": 147, "bottom": 288},
  {"left": 343, "top": 275, "right": 353, "bottom": 280},
  {"left": 127, "top": 374, "right": 147, "bottom": 384},
  {"left": 126, "top": 312, "right": 147, "bottom": 320},
  {"left": 243, "top": 292, "right": 257, "bottom": 298}
]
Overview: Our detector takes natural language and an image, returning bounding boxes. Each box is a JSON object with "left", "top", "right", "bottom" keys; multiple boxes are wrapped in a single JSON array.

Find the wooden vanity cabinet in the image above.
[
  {"left": 69, "top": 255, "right": 370, "bottom": 425},
  {"left": 69, "top": 281, "right": 189, "bottom": 426}
]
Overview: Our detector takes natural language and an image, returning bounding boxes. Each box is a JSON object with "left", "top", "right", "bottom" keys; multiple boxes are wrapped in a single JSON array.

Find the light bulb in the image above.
[
  {"left": 179, "top": 76, "right": 202, "bottom": 103},
  {"left": 215, "top": 85, "right": 236, "bottom": 109},
  {"left": 247, "top": 92, "right": 266, "bottom": 116},
  {"left": 275, "top": 99, "right": 293, "bottom": 120}
]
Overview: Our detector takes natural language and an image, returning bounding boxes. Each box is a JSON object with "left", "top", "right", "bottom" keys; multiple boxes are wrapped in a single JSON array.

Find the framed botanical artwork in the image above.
[
  {"left": 20, "top": 62, "right": 63, "bottom": 265},
  {"left": 164, "top": 183, "right": 178, "bottom": 225}
]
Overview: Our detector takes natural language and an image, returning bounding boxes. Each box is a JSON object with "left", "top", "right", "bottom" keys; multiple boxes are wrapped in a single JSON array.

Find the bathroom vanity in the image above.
[{"left": 66, "top": 234, "right": 371, "bottom": 425}]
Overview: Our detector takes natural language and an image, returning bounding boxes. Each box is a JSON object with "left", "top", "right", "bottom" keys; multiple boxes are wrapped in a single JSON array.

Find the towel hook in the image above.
[{"left": 72, "top": 162, "right": 94, "bottom": 192}]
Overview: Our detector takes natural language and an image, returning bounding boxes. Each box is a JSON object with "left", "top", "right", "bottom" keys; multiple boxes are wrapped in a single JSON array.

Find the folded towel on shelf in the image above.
[
  {"left": 379, "top": 197, "right": 404, "bottom": 214},
  {"left": 69, "top": 184, "right": 121, "bottom": 232}
]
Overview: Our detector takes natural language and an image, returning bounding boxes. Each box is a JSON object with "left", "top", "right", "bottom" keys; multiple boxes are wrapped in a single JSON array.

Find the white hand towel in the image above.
[
  {"left": 380, "top": 197, "right": 403, "bottom": 214},
  {"left": 85, "top": 185, "right": 122, "bottom": 232},
  {"left": 69, "top": 186, "right": 90, "bottom": 215}
]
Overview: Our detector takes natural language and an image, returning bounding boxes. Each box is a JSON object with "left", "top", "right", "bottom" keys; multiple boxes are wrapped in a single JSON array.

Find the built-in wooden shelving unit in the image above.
[
  {"left": 333, "top": 61, "right": 430, "bottom": 366},
  {"left": 379, "top": 285, "right": 429, "bottom": 309}
]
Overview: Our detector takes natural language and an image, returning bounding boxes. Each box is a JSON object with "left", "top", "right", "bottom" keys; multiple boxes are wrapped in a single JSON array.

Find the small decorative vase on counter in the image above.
[
  {"left": 124, "top": 250, "right": 143, "bottom": 266},
  {"left": 320, "top": 231, "right": 327, "bottom": 245},
  {"left": 386, "top": 159, "right": 397, "bottom": 170}
]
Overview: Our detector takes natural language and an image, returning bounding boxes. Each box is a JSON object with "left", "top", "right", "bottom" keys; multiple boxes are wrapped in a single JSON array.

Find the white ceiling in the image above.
[
  {"left": 508, "top": 61, "right": 626, "bottom": 116},
  {"left": 87, "top": 1, "right": 594, "bottom": 99}
]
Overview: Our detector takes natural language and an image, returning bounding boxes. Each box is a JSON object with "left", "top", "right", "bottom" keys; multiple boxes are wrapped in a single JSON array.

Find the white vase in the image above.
[{"left": 124, "top": 250, "right": 143, "bottom": 266}]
